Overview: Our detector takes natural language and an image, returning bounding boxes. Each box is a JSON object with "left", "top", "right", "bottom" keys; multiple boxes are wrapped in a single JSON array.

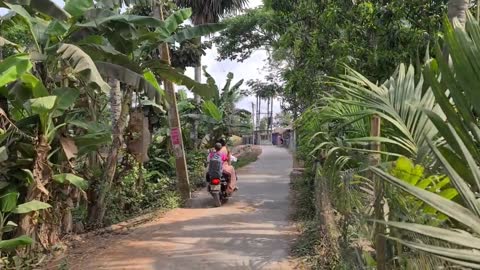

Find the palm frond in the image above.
[
  {"left": 175, "top": 0, "right": 249, "bottom": 24},
  {"left": 329, "top": 64, "right": 443, "bottom": 161}
]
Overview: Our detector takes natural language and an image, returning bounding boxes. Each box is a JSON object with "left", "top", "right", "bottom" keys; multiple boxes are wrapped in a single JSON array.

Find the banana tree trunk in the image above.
[
  {"left": 87, "top": 79, "right": 131, "bottom": 227},
  {"left": 17, "top": 134, "right": 58, "bottom": 250},
  {"left": 448, "top": 0, "right": 470, "bottom": 25}
]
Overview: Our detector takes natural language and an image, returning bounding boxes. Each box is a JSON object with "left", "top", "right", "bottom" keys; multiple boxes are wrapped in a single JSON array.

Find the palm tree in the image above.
[{"left": 175, "top": 0, "right": 249, "bottom": 146}]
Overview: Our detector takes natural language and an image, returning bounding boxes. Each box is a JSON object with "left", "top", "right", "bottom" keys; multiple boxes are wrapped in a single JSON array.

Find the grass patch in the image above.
[
  {"left": 233, "top": 146, "right": 262, "bottom": 169},
  {"left": 290, "top": 173, "right": 345, "bottom": 269},
  {"left": 290, "top": 174, "right": 319, "bottom": 268}
]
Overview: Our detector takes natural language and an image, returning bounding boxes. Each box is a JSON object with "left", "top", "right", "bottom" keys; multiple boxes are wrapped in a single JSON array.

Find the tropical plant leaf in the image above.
[
  {"left": 386, "top": 236, "right": 480, "bottom": 266},
  {"left": 2, "top": 4, "right": 45, "bottom": 50},
  {"left": 141, "top": 100, "right": 165, "bottom": 113},
  {"left": 74, "top": 132, "right": 112, "bottom": 155},
  {"left": 330, "top": 64, "right": 442, "bottom": 161},
  {"left": 64, "top": 0, "right": 93, "bottom": 17},
  {"left": 57, "top": 44, "right": 110, "bottom": 93},
  {"left": 202, "top": 66, "right": 219, "bottom": 101},
  {"left": 0, "top": 191, "right": 18, "bottom": 212},
  {"left": 12, "top": 200, "right": 51, "bottom": 214},
  {"left": 79, "top": 43, "right": 141, "bottom": 73},
  {"left": 52, "top": 87, "right": 80, "bottom": 111},
  {"left": 166, "top": 23, "right": 226, "bottom": 43},
  {"left": 1, "top": 0, "right": 70, "bottom": 21},
  {"left": 158, "top": 8, "right": 192, "bottom": 39},
  {"left": 0, "top": 36, "right": 23, "bottom": 51},
  {"left": 95, "top": 61, "right": 159, "bottom": 98},
  {"left": 98, "top": 0, "right": 153, "bottom": 8},
  {"left": 377, "top": 221, "right": 480, "bottom": 250},
  {"left": 52, "top": 173, "right": 88, "bottom": 190},
  {"left": 19, "top": 73, "right": 49, "bottom": 98},
  {"left": 45, "top": 19, "right": 69, "bottom": 37},
  {"left": 429, "top": 135, "right": 480, "bottom": 216},
  {"left": 27, "top": 96, "right": 56, "bottom": 114},
  {"left": 147, "top": 61, "right": 215, "bottom": 99},
  {"left": 143, "top": 70, "right": 165, "bottom": 97},
  {"left": 0, "top": 53, "right": 32, "bottom": 87},
  {"left": 1, "top": 221, "right": 18, "bottom": 233},
  {"left": 0, "top": 235, "right": 33, "bottom": 250},
  {"left": 203, "top": 100, "right": 222, "bottom": 122},
  {"left": 371, "top": 166, "right": 480, "bottom": 234},
  {"left": 77, "top": 12, "right": 164, "bottom": 28}
]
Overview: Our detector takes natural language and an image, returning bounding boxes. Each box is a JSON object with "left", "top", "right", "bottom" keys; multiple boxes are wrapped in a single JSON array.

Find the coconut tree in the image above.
[
  {"left": 175, "top": 0, "right": 249, "bottom": 147},
  {"left": 364, "top": 13, "right": 480, "bottom": 268},
  {"left": 448, "top": 0, "right": 470, "bottom": 25}
]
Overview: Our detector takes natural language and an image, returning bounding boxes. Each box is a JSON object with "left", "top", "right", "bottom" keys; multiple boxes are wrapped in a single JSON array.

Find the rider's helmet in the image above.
[{"left": 217, "top": 138, "right": 226, "bottom": 147}]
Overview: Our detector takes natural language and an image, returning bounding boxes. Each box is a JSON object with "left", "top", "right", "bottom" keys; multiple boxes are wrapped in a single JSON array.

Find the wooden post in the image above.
[
  {"left": 154, "top": 3, "right": 191, "bottom": 200},
  {"left": 371, "top": 114, "right": 386, "bottom": 270}
]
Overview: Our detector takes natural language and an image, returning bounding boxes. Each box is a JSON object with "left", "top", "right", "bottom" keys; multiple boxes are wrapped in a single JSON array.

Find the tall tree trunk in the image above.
[
  {"left": 88, "top": 79, "right": 132, "bottom": 227},
  {"left": 448, "top": 0, "right": 470, "bottom": 25},
  {"left": 154, "top": 3, "right": 191, "bottom": 200},
  {"left": 444, "top": 0, "right": 470, "bottom": 60},
  {"left": 192, "top": 37, "right": 202, "bottom": 149}
]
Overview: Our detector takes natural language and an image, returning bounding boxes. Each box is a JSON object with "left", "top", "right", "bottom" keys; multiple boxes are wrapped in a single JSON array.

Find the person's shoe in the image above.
[{"left": 234, "top": 186, "right": 239, "bottom": 192}]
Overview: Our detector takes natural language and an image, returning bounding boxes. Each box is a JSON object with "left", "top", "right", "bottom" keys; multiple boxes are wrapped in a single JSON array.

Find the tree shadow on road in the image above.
[{"left": 68, "top": 209, "right": 296, "bottom": 270}]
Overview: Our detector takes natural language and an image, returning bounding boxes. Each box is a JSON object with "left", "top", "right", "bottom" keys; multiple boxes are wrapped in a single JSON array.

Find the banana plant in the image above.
[
  {"left": 0, "top": 52, "right": 92, "bottom": 249},
  {"left": 0, "top": 1, "right": 223, "bottom": 101},
  {"left": 0, "top": 196, "right": 51, "bottom": 251},
  {"left": 183, "top": 68, "right": 250, "bottom": 146}
]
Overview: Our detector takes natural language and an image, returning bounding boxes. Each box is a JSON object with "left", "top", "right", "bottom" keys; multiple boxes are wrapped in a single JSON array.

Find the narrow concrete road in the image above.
[{"left": 69, "top": 146, "right": 296, "bottom": 270}]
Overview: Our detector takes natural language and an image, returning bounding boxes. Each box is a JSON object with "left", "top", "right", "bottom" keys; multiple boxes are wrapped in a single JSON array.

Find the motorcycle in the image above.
[
  {"left": 207, "top": 173, "right": 230, "bottom": 207},
  {"left": 206, "top": 155, "right": 237, "bottom": 207}
]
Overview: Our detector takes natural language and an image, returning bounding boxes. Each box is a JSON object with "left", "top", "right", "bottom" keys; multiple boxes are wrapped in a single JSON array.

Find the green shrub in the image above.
[{"left": 104, "top": 165, "right": 180, "bottom": 225}]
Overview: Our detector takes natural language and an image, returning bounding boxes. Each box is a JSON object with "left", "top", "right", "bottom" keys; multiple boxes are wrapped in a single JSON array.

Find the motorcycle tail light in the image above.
[{"left": 211, "top": 178, "right": 221, "bottom": 185}]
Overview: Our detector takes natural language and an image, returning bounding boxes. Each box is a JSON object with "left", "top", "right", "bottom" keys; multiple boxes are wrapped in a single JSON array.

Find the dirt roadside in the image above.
[{"left": 51, "top": 146, "right": 298, "bottom": 270}]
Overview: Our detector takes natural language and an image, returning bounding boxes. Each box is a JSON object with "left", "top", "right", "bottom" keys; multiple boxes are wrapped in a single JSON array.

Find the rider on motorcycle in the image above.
[{"left": 207, "top": 140, "right": 238, "bottom": 194}]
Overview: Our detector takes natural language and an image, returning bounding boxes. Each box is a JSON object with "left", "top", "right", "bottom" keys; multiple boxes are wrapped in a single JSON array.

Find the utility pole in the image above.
[
  {"left": 251, "top": 102, "right": 255, "bottom": 145},
  {"left": 154, "top": 3, "right": 191, "bottom": 200}
]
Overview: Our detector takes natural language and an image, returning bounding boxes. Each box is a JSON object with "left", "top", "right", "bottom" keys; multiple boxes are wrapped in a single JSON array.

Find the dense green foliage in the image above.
[
  {"left": 215, "top": 0, "right": 447, "bottom": 115},
  {"left": 291, "top": 13, "right": 480, "bottom": 270},
  {"left": 0, "top": 0, "right": 249, "bottom": 266},
  {"left": 4, "top": 0, "right": 480, "bottom": 269},
  {"left": 214, "top": 0, "right": 480, "bottom": 269}
]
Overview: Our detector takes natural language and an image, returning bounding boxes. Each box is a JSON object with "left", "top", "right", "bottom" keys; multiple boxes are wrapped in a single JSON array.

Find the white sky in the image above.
[
  {"left": 2, "top": 0, "right": 278, "bottom": 114},
  {"left": 183, "top": 0, "right": 279, "bottom": 114}
]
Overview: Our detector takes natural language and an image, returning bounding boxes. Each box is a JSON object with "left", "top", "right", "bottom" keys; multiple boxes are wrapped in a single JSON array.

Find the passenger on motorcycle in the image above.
[{"left": 206, "top": 141, "right": 238, "bottom": 194}]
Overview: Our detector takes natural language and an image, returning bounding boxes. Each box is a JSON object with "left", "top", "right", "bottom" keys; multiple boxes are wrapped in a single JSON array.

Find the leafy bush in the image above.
[
  {"left": 104, "top": 165, "right": 180, "bottom": 225},
  {"left": 186, "top": 150, "right": 207, "bottom": 190}
]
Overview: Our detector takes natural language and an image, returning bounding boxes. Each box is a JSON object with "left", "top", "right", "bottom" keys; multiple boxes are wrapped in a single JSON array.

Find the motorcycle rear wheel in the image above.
[{"left": 212, "top": 193, "right": 222, "bottom": 207}]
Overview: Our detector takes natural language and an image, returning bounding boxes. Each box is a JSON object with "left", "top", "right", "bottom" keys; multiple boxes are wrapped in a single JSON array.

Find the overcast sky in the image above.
[
  {"left": 3, "top": 0, "right": 279, "bottom": 114},
  {"left": 183, "top": 0, "right": 280, "bottom": 114}
]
